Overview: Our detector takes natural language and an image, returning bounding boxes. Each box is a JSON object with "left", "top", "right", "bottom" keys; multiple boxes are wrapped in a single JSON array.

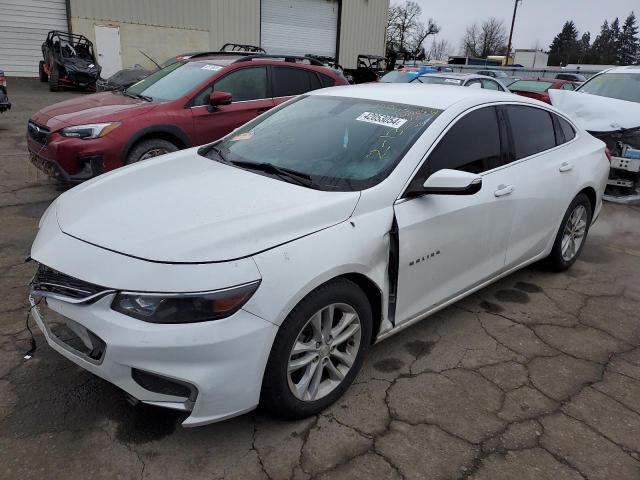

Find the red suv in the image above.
[{"left": 27, "top": 53, "right": 347, "bottom": 181}]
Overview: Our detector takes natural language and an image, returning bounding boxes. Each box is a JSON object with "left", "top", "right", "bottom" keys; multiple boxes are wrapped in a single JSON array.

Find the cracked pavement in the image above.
[{"left": 1, "top": 79, "right": 640, "bottom": 479}]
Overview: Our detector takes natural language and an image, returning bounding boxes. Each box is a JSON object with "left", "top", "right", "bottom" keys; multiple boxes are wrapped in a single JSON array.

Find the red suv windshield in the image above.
[{"left": 126, "top": 61, "right": 223, "bottom": 101}]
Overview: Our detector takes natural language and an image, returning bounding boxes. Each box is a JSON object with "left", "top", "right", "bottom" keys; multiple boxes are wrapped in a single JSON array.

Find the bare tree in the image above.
[
  {"left": 462, "top": 23, "right": 481, "bottom": 56},
  {"left": 428, "top": 39, "right": 452, "bottom": 61},
  {"left": 387, "top": 1, "right": 423, "bottom": 53},
  {"left": 461, "top": 17, "right": 508, "bottom": 57},
  {"left": 407, "top": 18, "right": 440, "bottom": 57}
]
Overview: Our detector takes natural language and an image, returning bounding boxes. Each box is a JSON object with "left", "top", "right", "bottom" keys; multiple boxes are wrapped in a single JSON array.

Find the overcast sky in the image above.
[{"left": 413, "top": 0, "right": 638, "bottom": 54}]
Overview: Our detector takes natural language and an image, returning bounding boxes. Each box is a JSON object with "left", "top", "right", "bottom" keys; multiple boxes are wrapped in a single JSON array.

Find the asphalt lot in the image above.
[{"left": 1, "top": 78, "right": 640, "bottom": 480}]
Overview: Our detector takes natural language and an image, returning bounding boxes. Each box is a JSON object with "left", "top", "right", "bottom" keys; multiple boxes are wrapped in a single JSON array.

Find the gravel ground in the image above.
[{"left": 1, "top": 78, "right": 639, "bottom": 480}]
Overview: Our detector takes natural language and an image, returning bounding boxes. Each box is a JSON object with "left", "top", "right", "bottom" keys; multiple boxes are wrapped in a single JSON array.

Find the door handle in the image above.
[
  {"left": 559, "top": 162, "right": 574, "bottom": 172},
  {"left": 494, "top": 184, "right": 514, "bottom": 197}
]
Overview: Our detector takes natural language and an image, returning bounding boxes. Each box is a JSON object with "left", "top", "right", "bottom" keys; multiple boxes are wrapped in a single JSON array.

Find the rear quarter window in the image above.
[
  {"left": 318, "top": 73, "right": 336, "bottom": 87},
  {"left": 555, "top": 116, "right": 576, "bottom": 144}
]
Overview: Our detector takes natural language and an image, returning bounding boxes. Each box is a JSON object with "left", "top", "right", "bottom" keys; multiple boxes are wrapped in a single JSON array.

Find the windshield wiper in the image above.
[
  {"left": 123, "top": 90, "right": 153, "bottom": 102},
  {"left": 230, "top": 160, "right": 315, "bottom": 188},
  {"left": 207, "top": 145, "right": 228, "bottom": 162}
]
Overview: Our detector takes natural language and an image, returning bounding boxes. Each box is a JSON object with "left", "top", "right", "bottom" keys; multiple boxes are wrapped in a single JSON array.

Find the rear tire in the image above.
[
  {"left": 125, "top": 138, "right": 179, "bottom": 165},
  {"left": 39, "top": 61, "right": 48, "bottom": 82},
  {"left": 260, "top": 278, "right": 372, "bottom": 419},
  {"left": 48, "top": 65, "right": 59, "bottom": 92},
  {"left": 545, "top": 193, "right": 592, "bottom": 272}
]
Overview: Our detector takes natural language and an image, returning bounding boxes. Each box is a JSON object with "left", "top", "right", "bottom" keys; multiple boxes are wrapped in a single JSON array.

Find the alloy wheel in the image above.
[
  {"left": 561, "top": 204, "right": 587, "bottom": 261},
  {"left": 287, "top": 303, "right": 361, "bottom": 402}
]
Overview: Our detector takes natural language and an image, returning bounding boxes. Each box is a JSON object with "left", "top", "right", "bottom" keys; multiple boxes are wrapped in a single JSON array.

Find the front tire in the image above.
[
  {"left": 48, "top": 64, "right": 59, "bottom": 92},
  {"left": 261, "top": 278, "right": 372, "bottom": 419},
  {"left": 39, "top": 61, "right": 48, "bottom": 82},
  {"left": 545, "top": 193, "right": 592, "bottom": 271},
  {"left": 125, "top": 138, "right": 179, "bottom": 165}
]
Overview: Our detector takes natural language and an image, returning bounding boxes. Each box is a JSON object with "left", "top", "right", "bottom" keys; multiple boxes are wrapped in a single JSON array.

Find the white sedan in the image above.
[{"left": 29, "top": 84, "right": 609, "bottom": 426}]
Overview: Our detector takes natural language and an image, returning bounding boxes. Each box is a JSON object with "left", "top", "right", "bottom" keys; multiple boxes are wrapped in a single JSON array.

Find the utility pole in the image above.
[{"left": 506, "top": 0, "right": 522, "bottom": 65}]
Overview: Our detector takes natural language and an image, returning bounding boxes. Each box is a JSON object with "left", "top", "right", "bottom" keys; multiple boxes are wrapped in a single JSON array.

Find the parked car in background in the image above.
[
  {"left": 29, "top": 84, "right": 609, "bottom": 426},
  {"left": 555, "top": 73, "right": 587, "bottom": 83},
  {"left": 550, "top": 66, "right": 640, "bottom": 202},
  {"left": 27, "top": 53, "right": 347, "bottom": 182},
  {"left": 343, "top": 54, "right": 386, "bottom": 84},
  {"left": 0, "top": 70, "right": 11, "bottom": 113},
  {"left": 476, "top": 69, "right": 520, "bottom": 88},
  {"left": 509, "top": 79, "right": 578, "bottom": 104},
  {"left": 380, "top": 65, "right": 437, "bottom": 83},
  {"left": 412, "top": 73, "right": 508, "bottom": 92},
  {"left": 97, "top": 45, "right": 267, "bottom": 92},
  {"left": 39, "top": 31, "right": 101, "bottom": 92}
]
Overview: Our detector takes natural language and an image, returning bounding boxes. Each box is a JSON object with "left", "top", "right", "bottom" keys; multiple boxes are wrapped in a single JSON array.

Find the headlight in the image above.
[
  {"left": 60, "top": 122, "right": 121, "bottom": 139},
  {"left": 111, "top": 281, "right": 260, "bottom": 324}
]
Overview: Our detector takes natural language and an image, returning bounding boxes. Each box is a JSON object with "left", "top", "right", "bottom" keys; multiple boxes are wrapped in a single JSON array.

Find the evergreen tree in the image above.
[
  {"left": 579, "top": 32, "right": 592, "bottom": 63},
  {"left": 610, "top": 17, "right": 622, "bottom": 63},
  {"left": 591, "top": 20, "right": 615, "bottom": 64},
  {"left": 618, "top": 12, "right": 640, "bottom": 65},
  {"left": 548, "top": 21, "right": 580, "bottom": 66}
]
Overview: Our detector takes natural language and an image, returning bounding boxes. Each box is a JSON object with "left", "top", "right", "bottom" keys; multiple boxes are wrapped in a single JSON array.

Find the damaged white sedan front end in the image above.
[{"left": 549, "top": 66, "right": 640, "bottom": 204}]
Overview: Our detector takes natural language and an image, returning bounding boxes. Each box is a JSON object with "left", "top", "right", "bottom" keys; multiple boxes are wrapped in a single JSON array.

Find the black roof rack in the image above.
[
  {"left": 187, "top": 51, "right": 256, "bottom": 59},
  {"left": 233, "top": 54, "right": 325, "bottom": 66}
]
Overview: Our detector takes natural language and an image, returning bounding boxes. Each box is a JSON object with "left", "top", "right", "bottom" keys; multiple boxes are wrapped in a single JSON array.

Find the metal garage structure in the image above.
[
  {"left": 260, "top": 0, "right": 339, "bottom": 58},
  {"left": 0, "top": 0, "right": 70, "bottom": 77},
  {"left": 1, "top": 0, "right": 387, "bottom": 76}
]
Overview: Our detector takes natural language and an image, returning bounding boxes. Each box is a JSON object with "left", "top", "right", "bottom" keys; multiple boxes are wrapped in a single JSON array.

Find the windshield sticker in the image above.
[
  {"left": 444, "top": 78, "right": 460, "bottom": 84},
  {"left": 356, "top": 112, "right": 407, "bottom": 129},
  {"left": 231, "top": 131, "right": 254, "bottom": 141},
  {"left": 201, "top": 64, "right": 222, "bottom": 71}
]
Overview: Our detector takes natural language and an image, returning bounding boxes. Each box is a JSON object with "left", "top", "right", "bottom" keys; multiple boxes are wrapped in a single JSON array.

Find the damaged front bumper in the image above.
[
  {"left": 592, "top": 128, "right": 640, "bottom": 204},
  {"left": 28, "top": 290, "right": 277, "bottom": 426}
]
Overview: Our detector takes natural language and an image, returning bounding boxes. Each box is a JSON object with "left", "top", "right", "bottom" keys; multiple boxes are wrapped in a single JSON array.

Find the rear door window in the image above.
[
  {"left": 481, "top": 79, "right": 502, "bottom": 91},
  {"left": 506, "top": 105, "right": 556, "bottom": 159},
  {"left": 272, "top": 67, "right": 316, "bottom": 97}
]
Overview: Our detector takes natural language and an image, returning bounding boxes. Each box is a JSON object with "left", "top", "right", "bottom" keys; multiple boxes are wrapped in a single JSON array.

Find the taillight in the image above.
[{"left": 604, "top": 147, "right": 612, "bottom": 163}]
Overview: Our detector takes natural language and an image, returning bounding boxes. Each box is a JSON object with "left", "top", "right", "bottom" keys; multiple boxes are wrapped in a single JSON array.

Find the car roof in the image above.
[
  {"left": 513, "top": 78, "right": 571, "bottom": 86},
  {"left": 417, "top": 72, "right": 488, "bottom": 80},
  {"left": 312, "top": 83, "right": 539, "bottom": 110},
  {"left": 602, "top": 65, "right": 640, "bottom": 74}
]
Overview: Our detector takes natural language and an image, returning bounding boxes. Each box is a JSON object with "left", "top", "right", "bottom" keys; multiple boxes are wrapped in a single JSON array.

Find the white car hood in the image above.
[
  {"left": 55, "top": 151, "right": 360, "bottom": 263},
  {"left": 549, "top": 89, "right": 640, "bottom": 132}
]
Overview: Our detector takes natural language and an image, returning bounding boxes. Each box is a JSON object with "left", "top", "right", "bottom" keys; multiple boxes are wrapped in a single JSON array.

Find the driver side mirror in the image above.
[
  {"left": 208, "top": 91, "right": 232, "bottom": 112},
  {"left": 406, "top": 169, "right": 482, "bottom": 196}
]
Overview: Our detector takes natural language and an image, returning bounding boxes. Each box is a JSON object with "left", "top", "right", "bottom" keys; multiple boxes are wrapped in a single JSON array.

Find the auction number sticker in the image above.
[
  {"left": 201, "top": 64, "right": 222, "bottom": 71},
  {"left": 356, "top": 112, "right": 407, "bottom": 129}
]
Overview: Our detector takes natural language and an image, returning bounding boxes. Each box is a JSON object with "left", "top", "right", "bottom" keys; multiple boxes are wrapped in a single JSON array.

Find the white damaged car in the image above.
[
  {"left": 550, "top": 66, "right": 640, "bottom": 203},
  {"left": 30, "top": 84, "right": 609, "bottom": 426}
]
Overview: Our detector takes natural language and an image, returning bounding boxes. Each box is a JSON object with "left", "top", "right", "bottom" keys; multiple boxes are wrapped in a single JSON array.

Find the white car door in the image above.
[
  {"left": 501, "top": 105, "right": 581, "bottom": 267},
  {"left": 393, "top": 106, "right": 516, "bottom": 325}
]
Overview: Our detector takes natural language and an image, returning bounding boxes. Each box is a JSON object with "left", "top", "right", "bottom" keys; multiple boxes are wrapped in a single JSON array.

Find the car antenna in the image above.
[{"left": 138, "top": 50, "right": 161, "bottom": 70}]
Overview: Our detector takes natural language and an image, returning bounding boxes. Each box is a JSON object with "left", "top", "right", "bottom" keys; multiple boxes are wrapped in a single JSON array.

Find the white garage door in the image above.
[
  {"left": 261, "top": 0, "right": 338, "bottom": 58},
  {"left": 0, "top": 0, "right": 68, "bottom": 77}
]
